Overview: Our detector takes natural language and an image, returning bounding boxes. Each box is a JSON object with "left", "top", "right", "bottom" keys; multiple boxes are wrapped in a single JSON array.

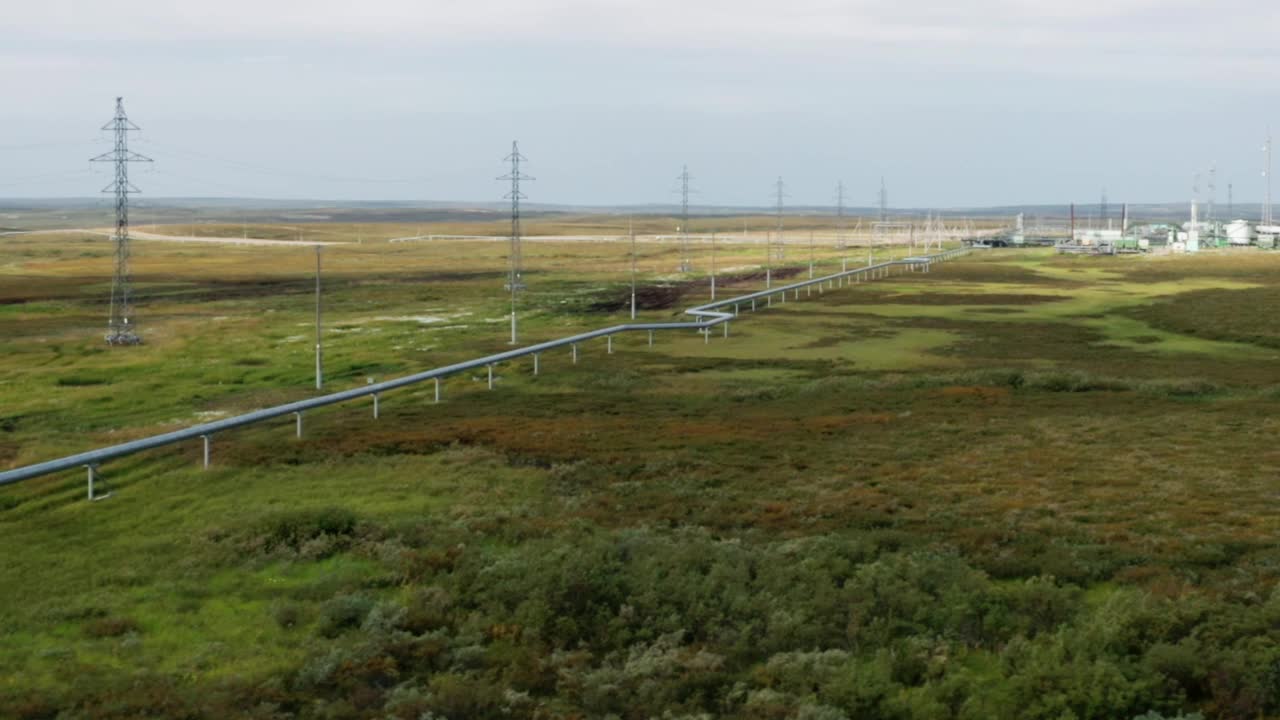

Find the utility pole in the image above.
[
  {"left": 314, "top": 245, "right": 323, "bottom": 390},
  {"left": 629, "top": 216, "right": 637, "bottom": 320},
  {"left": 677, "top": 165, "right": 692, "bottom": 272},
  {"left": 808, "top": 230, "right": 815, "bottom": 278},
  {"left": 90, "top": 97, "right": 151, "bottom": 345},
  {"left": 1228, "top": 182, "right": 1234, "bottom": 219},
  {"left": 498, "top": 141, "right": 533, "bottom": 344},
  {"left": 710, "top": 231, "right": 717, "bottom": 300},
  {"left": 1100, "top": 188, "right": 1108, "bottom": 230},
  {"left": 774, "top": 176, "right": 787, "bottom": 260},
  {"left": 765, "top": 230, "right": 773, "bottom": 289}
]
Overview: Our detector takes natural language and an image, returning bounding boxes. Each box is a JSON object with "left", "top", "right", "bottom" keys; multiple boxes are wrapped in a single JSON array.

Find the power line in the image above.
[{"left": 134, "top": 139, "right": 443, "bottom": 185}]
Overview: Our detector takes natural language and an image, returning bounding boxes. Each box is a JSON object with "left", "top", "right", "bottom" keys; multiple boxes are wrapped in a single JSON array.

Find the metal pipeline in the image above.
[{"left": 0, "top": 248, "right": 968, "bottom": 488}]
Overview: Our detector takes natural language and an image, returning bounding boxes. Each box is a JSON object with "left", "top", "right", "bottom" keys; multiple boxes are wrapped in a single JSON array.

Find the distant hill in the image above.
[{"left": 0, "top": 197, "right": 1267, "bottom": 228}]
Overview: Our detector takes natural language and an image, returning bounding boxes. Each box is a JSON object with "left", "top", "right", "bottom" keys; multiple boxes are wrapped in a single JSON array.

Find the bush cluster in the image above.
[{"left": 13, "top": 527, "right": 1277, "bottom": 719}]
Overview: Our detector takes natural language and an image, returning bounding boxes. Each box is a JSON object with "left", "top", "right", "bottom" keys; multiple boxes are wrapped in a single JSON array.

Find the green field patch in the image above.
[
  {"left": 6, "top": 237, "right": 1280, "bottom": 718},
  {"left": 1085, "top": 315, "right": 1274, "bottom": 357},
  {"left": 653, "top": 313, "right": 961, "bottom": 370},
  {"left": 1130, "top": 285, "right": 1280, "bottom": 350}
]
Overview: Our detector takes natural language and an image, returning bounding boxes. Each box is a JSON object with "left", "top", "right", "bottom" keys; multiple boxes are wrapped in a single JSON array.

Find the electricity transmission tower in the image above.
[
  {"left": 834, "top": 179, "right": 844, "bottom": 269},
  {"left": 1207, "top": 164, "right": 1217, "bottom": 229},
  {"left": 835, "top": 180, "right": 847, "bottom": 250},
  {"left": 1265, "top": 130, "right": 1274, "bottom": 226},
  {"left": 498, "top": 141, "right": 533, "bottom": 344},
  {"left": 677, "top": 165, "right": 693, "bottom": 272},
  {"left": 90, "top": 97, "right": 151, "bottom": 346},
  {"left": 774, "top": 176, "right": 787, "bottom": 260},
  {"left": 878, "top": 177, "right": 888, "bottom": 223}
]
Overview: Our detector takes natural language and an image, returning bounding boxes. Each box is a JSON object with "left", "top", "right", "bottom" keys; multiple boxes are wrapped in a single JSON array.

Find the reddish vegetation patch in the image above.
[
  {"left": 856, "top": 290, "right": 1067, "bottom": 306},
  {"left": 84, "top": 616, "right": 140, "bottom": 638},
  {"left": 935, "top": 386, "right": 1012, "bottom": 404},
  {"left": 801, "top": 414, "right": 896, "bottom": 434}
]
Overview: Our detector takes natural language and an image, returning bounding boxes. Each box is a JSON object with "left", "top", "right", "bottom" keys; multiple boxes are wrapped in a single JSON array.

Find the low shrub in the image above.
[
  {"left": 245, "top": 507, "right": 359, "bottom": 556},
  {"left": 317, "top": 593, "right": 374, "bottom": 638},
  {"left": 84, "top": 616, "right": 140, "bottom": 638}
]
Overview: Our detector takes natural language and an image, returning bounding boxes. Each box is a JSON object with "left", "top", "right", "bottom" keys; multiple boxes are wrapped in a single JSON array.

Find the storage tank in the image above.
[{"left": 1226, "top": 220, "right": 1253, "bottom": 246}]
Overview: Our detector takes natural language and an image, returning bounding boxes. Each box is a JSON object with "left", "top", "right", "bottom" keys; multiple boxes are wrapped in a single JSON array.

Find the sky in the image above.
[{"left": 1, "top": 0, "right": 1277, "bottom": 208}]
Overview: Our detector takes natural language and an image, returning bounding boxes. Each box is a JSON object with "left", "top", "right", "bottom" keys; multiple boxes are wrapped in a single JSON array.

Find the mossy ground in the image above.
[{"left": 2, "top": 229, "right": 1278, "bottom": 719}]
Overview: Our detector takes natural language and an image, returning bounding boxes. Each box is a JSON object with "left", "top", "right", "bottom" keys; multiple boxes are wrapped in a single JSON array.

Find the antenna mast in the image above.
[
  {"left": 498, "top": 141, "right": 533, "bottom": 344},
  {"left": 90, "top": 97, "right": 151, "bottom": 346}
]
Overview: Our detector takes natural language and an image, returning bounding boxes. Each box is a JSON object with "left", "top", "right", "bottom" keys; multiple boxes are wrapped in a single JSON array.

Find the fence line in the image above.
[{"left": 0, "top": 248, "right": 969, "bottom": 495}]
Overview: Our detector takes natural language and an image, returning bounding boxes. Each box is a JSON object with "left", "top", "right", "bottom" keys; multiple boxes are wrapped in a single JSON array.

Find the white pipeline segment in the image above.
[{"left": 0, "top": 249, "right": 971, "bottom": 490}]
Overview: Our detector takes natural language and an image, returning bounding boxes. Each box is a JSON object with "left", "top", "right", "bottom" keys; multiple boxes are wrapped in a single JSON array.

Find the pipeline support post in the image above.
[
  {"left": 434, "top": 378, "right": 441, "bottom": 403},
  {"left": 572, "top": 343, "right": 578, "bottom": 364},
  {"left": 295, "top": 412, "right": 303, "bottom": 438},
  {"left": 86, "top": 464, "right": 96, "bottom": 501},
  {"left": 488, "top": 364, "right": 494, "bottom": 389},
  {"left": 607, "top": 335, "right": 613, "bottom": 354},
  {"left": 533, "top": 353, "right": 539, "bottom": 375},
  {"left": 201, "top": 434, "right": 210, "bottom": 470},
  {"left": 373, "top": 393, "right": 379, "bottom": 419},
  {"left": 647, "top": 331, "right": 653, "bottom": 347}
]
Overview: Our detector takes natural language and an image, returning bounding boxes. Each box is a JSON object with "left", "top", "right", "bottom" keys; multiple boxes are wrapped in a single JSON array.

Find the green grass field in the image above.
[{"left": 1, "top": 227, "right": 1278, "bottom": 719}]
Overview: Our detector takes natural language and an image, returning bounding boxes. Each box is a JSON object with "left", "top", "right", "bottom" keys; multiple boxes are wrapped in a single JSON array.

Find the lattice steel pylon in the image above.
[
  {"left": 90, "top": 97, "right": 151, "bottom": 346},
  {"left": 1265, "top": 129, "right": 1273, "bottom": 226},
  {"left": 774, "top": 176, "right": 787, "bottom": 260},
  {"left": 835, "top": 180, "right": 847, "bottom": 249},
  {"left": 878, "top": 176, "right": 887, "bottom": 223},
  {"left": 677, "top": 165, "right": 693, "bottom": 272},
  {"left": 498, "top": 141, "right": 533, "bottom": 344}
]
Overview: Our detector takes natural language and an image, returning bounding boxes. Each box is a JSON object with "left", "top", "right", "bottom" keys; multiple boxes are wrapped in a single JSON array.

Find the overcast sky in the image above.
[{"left": 1, "top": 1, "right": 1277, "bottom": 208}]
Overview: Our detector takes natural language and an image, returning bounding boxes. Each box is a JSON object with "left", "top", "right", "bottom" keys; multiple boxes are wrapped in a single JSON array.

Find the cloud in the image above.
[
  {"left": 3, "top": 1, "right": 1277, "bottom": 205},
  {"left": 7, "top": 0, "right": 1275, "bottom": 89}
]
